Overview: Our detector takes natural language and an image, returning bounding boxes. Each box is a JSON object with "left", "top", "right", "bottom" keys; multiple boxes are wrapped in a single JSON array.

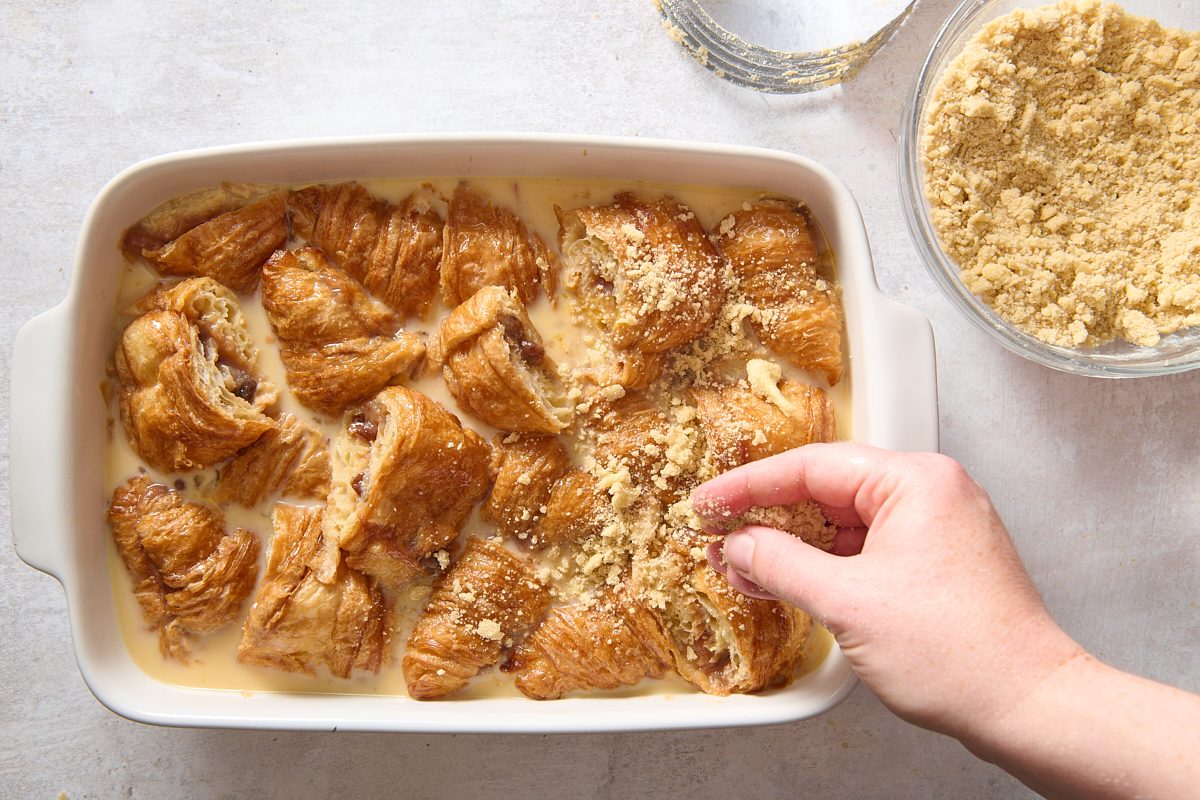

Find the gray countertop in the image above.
[{"left": 2, "top": 2, "right": 1197, "bottom": 797}]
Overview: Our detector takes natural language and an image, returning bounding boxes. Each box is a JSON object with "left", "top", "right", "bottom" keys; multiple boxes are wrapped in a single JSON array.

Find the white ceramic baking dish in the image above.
[{"left": 9, "top": 134, "right": 938, "bottom": 732}]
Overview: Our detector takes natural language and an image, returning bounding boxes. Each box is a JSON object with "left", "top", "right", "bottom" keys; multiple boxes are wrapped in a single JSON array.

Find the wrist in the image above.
[{"left": 940, "top": 613, "right": 1086, "bottom": 747}]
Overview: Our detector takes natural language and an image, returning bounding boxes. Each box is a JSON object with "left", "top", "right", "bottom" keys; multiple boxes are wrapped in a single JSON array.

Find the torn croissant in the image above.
[
  {"left": 211, "top": 413, "right": 330, "bottom": 506},
  {"left": 432, "top": 286, "right": 571, "bottom": 434},
  {"left": 318, "top": 386, "right": 491, "bottom": 591},
  {"left": 287, "top": 182, "right": 443, "bottom": 320},
  {"left": 692, "top": 361, "right": 835, "bottom": 473},
  {"left": 140, "top": 192, "right": 288, "bottom": 293},
  {"left": 557, "top": 192, "right": 727, "bottom": 353},
  {"left": 659, "top": 553, "right": 810, "bottom": 695},
  {"left": 720, "top": 199, "right": 844, "bottom": 385},
  {"left": 108, "top": 476, "right": 259, "bottom": 660},
  {"left": 503, "top": 589, "right": 674, "bottom": 699},
  {"left": 403, "top": 537, "right": 550, "bottom": 699},
  {"left": 260, "top": 246, "right": 426, "bottom": 415},
  {"left": 114, "top": 278, "right": 275, "bottom": 471},
  {"left": 237, "top": 504, "right": 389, "bottom": 678},
  {"left": 482, "top": 435, "right": 573, "bottom": 539},
  {"left": 440, "top": 182, "right": 556, "bottom": 307}
]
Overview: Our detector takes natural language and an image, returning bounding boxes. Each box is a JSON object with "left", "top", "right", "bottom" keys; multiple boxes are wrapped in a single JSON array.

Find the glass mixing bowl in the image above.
[{"left": 898, "top": 0, "right": 1200, "bottom": 377}]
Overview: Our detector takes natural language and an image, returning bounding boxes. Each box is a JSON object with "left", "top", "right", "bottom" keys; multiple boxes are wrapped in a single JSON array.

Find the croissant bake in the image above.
[
  {"left": 692, "top": 361, "right": 835, "bottom": 473},
  {"left": 660, "top": 555, "right": 810, "bottom": 695},
  {"left": 557, "top": 192, "right": 727, "bottom": 354},
  {"left": 140, "top": 192, "right": 288, "bottom": 293},
  {"left": 211, "top": 413, "right": 331, "bottom": 506},
  {"left": 482, "top": 435, "right": 573, "bottom": 540},
  {"left": 318, "top": 386, "right": 492, "bottom": 591},
  {"left": 433, "top": 286, "right": 572, "bottom": 434},
  {"left": 720, "top": 199, "right": 844, "bottom": 385},
  {"left": 238, "top": 504, "right": 389, "bottom": 678},
  {"left": 261, "top": 246, "right": 426, "bottom": 415},
  {"left": 403, "top": 537, "right": 550, "bottom": 699},
  {"left": 107, "top": 178, "right": 851, "bottom": 701},
  {"left": 108, "top": 476, "right": 259, "bottom": 659},
  {"left": 503, "top": 589, "right": 674, "bottom": 699},
  {"left": 440, "top": 182, "right": 555, "bottom": 307},
  {"left": 287, "top": 182, "right": 443, "bottom": 320},
  {"left": 114, "top": 278, "right": 276, "bottom": 471}
]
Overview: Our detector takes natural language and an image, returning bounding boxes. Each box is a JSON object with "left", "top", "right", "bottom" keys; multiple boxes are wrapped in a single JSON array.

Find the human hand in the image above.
[{"left": 690, "top": 442, "right": 1083, "bottom": 738}]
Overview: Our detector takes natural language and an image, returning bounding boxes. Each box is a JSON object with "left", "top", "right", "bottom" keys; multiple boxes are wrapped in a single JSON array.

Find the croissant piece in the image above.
[
  {"left": 575, "top": 342, "right": 667, "bottom": 393},
  {"left": 141, "top": 192, "right": 287, "bottom": 293},
  {"left": 503, "top": 589, "right": 674, "bottom": 699},
  {"left": 319, "top": 386, "right": 491, "bottom": 591},
  {"left": 557, "top": 192, "right": 726, "bottom": 353},
  {"left": 131, "top": 277, "right": 276, "bottom": 404},
  {"left": 115, "top": 281, "right": 276, "bottom": 471},
  {"left": 720, "top": 199, "right": 843, "bottom": 385},
  {"left": 482, "top": 435, "right": 573, "bottom": 540},
  {"left": 432, "top": 286, "right": 571, "bottom": 434},
  {"left": 440, "top": 183, "right": 555, "bottom": 307},
  {"left": 108, "top": 476, "right": 259, "bottom": 659},
  {"left": 261, "top": 247, "right": 426, "bottom": 415},
  {"left": 211, "top": 414, "right": 330, "bottom": 506},
  {"left": 237, "top": 504, "right": 388, "bottom": 678},
  {"left": 659, "top": 556, "right": 810, "bottom": 695},
  {"left": 287, "top": 182, "right": 443, "bottom": 320},
  {"left": 591, "top": 393, "right": 665, "bottom": 484},
  {"left": 692, "top": 363, "right": 835, "bottom": 473},
  {"left": 122, "top": 183, "right": 265, "bottom": 260},
  {"left": 589, "top": 393, "right": 693, "bottom": 505},
  {"left": 535, "top": 469, "right": 610, "bottom": 548},
  {"left": 403, "top": 537, "right": 550, "bottom": 699}
]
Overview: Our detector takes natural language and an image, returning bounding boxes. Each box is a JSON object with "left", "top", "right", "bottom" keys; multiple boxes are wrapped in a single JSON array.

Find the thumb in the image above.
[{"left": 720, "top": 526, "right": 854, "bottom": 629}]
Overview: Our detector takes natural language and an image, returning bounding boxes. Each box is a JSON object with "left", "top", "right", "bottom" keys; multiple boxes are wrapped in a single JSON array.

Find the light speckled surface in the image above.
[{"left": 2, "top": 2, "right": 1197, "bottom": 798}]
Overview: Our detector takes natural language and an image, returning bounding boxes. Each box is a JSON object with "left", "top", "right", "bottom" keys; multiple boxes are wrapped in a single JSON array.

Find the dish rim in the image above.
[{"left": 9, "top": 132, "right": 939, "bottom": 732}]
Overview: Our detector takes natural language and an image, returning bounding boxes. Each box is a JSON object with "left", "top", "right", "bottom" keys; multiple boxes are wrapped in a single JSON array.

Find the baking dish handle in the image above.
[
  {"left": 866, "top": 297, "right": 940, "bottom": 452},
  {"left": 9, "top": 303, "right": 73, "bottom": 581}
]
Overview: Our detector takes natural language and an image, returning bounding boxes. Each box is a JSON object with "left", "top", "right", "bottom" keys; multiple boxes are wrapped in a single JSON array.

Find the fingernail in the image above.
[{"left": 723, "top": 533, "right": 755, "bottom": 572}]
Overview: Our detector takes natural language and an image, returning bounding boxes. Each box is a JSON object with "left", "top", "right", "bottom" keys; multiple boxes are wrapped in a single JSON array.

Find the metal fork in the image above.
[{"left": 656, "top": 0, "right": 916, "bottom": 94}]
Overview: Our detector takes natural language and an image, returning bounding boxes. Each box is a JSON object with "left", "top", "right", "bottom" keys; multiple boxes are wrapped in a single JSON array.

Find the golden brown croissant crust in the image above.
[
  {"left": 482, "top": 435, "right": 573, "bottom": 540},
  {"left": 319, "top": 386, "right": 492, "bottom": 591},
  {"left": 660, "top": 555, "right": 810, "bottom": 696},
  {"left": 503, "top": 589, "right": 674, "bottom": 699},
  {"left": 114, "top": 279, "right": 276, "bottom": 471},
  {"left": 238, "top": 505, "right": 388, "bottom": 678},
  {"left": 211, "top": 413, "right": 330, "bottom": 506},
  {"left": 122, "top": 183, "right": 265, "bottom": 260},
  {"left": 720, "top": 199, "right": 844, "bottom": 385},
  {"left": 692, "top": 373, "right": 835, "bottom": 473},
  {"left": 535, "top": 468, "right": 610, "bottom": 548},
  {"left": 108, "top": 476, "right": 259, "bottom": 659},
  {"left": 287, "top": 182, "right": 443, "bottom": 320},
  {"left": 141, "top": 192, "right": 287, "bottom": 293},
  {"left": 557, "top": 192, "right": 727, "bottom": 353},
  {"left": 403, "top": 537, "right": 550, "bottom": 699},
  {"left": 440, "top": 182, "right": 555, "bottom": 307},
  {"left": 433, "top": 286, "right": 571, "bottom": 434},
  {"left": 261, "top": 247, "right": 426, "bottom": 415}
]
